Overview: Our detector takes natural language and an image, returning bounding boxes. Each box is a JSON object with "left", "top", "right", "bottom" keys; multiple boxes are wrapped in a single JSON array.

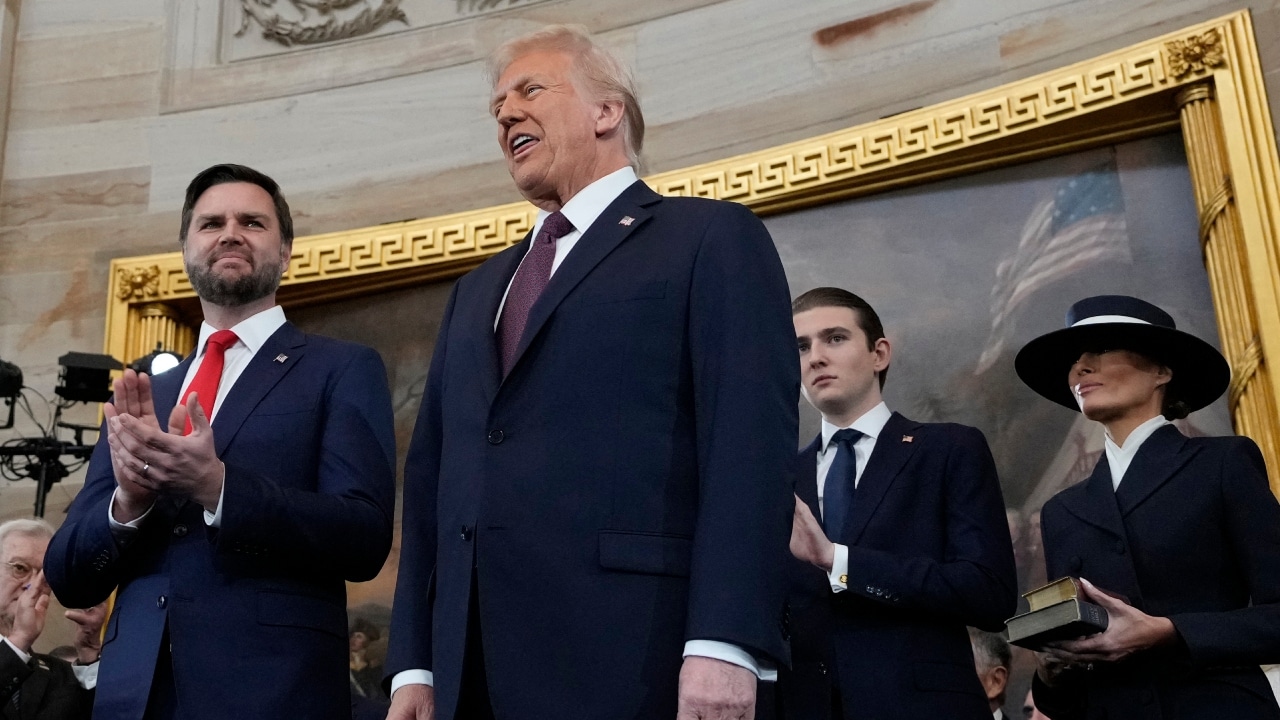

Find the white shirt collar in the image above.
[
  {"left": 1104, "top": 414, "right": 1170, "bottom": 489},
  {"left": 820, "top": 401, "right": 892, "bottom": 453},
  {"left": 194, "top": 305, "right": 287, "bottom": 357},
  {"left": 536, "top": 166, "right": 638, "bottom": 235}
]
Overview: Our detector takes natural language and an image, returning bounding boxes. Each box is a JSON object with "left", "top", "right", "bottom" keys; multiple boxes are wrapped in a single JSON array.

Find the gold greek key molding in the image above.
[{"left": 1166, "top": 29, "right": 1226, "bottom": 80}]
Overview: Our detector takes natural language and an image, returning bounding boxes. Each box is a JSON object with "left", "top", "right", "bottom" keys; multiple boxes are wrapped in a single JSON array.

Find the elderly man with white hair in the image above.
[{"left": 0, "top": 518, "right": 103, "bottom": 719}]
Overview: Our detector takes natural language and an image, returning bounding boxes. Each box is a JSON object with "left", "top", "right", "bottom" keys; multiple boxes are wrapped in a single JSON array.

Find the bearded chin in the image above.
[{"left": 187, "top": 259, "right": 282, "bottom": 307}]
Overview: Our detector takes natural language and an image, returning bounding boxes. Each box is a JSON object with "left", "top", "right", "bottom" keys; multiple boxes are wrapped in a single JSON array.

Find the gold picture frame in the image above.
[{"left": 104, "top": 11, "right": 1280, "bottom": 491}]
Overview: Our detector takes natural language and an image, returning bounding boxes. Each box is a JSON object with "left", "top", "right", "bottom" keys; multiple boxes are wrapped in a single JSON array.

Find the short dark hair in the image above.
[
  {"left": 179, "top": 164, "right": 294, "bottom": 249},
  {"left": 792, "top": 287, "right": 889, "bottom": 389}
]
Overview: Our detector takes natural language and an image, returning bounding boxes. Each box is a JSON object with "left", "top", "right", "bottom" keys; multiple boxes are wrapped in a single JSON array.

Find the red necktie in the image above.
[
  {"left": 497, "top": 211, "right": 574, "bottom": 377},
  {"left": 181, "top": 329, "right": 238, "bottom": 435}
]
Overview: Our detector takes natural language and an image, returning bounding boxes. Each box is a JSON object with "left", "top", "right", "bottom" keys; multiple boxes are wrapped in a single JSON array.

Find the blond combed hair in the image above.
[{"left": 488, "top": 24, "right": 645, "bottom": 170}]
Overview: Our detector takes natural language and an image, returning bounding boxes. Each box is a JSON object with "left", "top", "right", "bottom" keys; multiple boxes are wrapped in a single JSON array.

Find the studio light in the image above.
[
  {"left": 128, "top": 343, "right": 183, "bottom": 376},
  {"left": 54, "top": 352, "right": 122, "bottom": 404},
  {"left": 0, "top": 359, "right": 21, "bottom": 430}
]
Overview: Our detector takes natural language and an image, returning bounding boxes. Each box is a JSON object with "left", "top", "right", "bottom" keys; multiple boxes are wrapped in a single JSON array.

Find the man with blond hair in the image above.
[{"left": 386, "top": 24, "right": 798, "bottom": 720}]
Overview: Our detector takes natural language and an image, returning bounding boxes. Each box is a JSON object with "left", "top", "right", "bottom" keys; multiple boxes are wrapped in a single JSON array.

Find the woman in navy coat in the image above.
[{"left": 1015, "top": 295, "right": 1280, "bottom": 720}]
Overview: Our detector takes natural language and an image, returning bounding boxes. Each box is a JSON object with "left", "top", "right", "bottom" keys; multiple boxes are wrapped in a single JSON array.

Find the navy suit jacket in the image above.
[
  {"left": 385, "top": 180, "right": 799, "bottom": 719},
  {"left": 45, "top": 323, "right": 396, "bottom": 720},
  {"left": 774, "top": 413, "right": 1016, "bottom": 720},
  {"left": 1034, "top": 425, "right": 1280, "bottom": 720}
]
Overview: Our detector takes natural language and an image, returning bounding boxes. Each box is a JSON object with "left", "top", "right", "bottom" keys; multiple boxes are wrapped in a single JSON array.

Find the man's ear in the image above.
[
  {"left": 595, "top": 99, "right": 625, "bottom": 138},
  {"left": 872, "top": 337, "right": 892, "bottom": 374}
]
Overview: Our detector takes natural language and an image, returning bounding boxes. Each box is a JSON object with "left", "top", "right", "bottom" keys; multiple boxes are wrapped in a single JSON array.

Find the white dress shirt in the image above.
[
  {"left": 1103, "top": 414, "right": 1170, "bottom": 490},
  {"left": 396, "top": 166, "right": 774, "bottom": 697},
  {"left": 108, "top": 305, "right": 288, "bottom": 530},
  {"left": 492, "top": 165, "right": 638, "bottom": 327},
  {"left": 817, "top": 402, "right": 893, "bottom": 593}
]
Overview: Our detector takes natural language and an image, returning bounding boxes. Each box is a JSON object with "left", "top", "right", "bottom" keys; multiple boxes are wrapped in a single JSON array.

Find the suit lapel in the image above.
[
  {"left": 208, "top": 323, "right": 307, "bottom": 455},
  {"left": 1114, "top": 424, "right": 1198, "bottom": 516},
  {"left": 1057, "top": 458, "right": 1128, "bottom": 540},
  {"left": 502, "top": 181, "right": 662, "bottom": 382},
  {"left": 844, "top": 413, "right": 919, "bottom": 545}
]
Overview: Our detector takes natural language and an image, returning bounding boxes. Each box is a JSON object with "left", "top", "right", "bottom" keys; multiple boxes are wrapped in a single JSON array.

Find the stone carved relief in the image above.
[
  {"left": 455, "top": 0, "right": 542, "bottom": 12},
  {"left": 225, "top": 0, "right": 554, "bottom": 56},
  {"left": 236, "top": 0, "right": 409, "bottom": 46}
]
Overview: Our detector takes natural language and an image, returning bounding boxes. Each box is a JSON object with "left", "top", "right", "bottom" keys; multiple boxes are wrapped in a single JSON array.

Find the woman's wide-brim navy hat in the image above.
[{"left": 1014, "top": 295, "right": 1230, "bottom": 413}]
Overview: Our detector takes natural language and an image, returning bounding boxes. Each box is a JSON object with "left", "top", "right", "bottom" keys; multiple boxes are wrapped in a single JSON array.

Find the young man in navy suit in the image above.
[
  {"left": 386, "top": 24, "right": 798, "bottom": 720},
  {"left": 44, "top": 164, "right": 397, "bottom": 720},
  {"left": 778, "top": 287, "right": 1016, "bottom": 720}
]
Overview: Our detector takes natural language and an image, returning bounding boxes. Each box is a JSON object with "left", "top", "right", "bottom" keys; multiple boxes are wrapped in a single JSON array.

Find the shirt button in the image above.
[
  {"left": 172, "top": 524, "right": 188, "bottom": 537},
  {"left": 460, "top": 525, "right": 473, "bottom": 541},
  {"left": 157, "top": 595, "right": 167, "bottom": 609},
  {"left": 487, "top": 430, "right": 504, "bottom": 445}
]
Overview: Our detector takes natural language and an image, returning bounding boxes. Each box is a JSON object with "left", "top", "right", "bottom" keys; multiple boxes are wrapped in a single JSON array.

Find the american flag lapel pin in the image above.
[
  {"left": 275, "top": 354, "right": 288, "bottom": 363},
  {"left": 902, "top": 435, "right": 913, "bottom": 443},
  {"left": 619, "top": 215, "right": 635, "bottom": 226}
]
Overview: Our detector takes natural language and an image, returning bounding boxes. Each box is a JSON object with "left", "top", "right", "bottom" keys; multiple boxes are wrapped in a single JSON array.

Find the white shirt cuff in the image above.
[
  {"left": 828, "top": 543, "right": 849, "bottom": 593},
  {"left": 108, "top": 488, "right": 152, "bottom": 530},
  {"left": 71, "top": 660, "right": 98, "bottom": 690},
  {"left": 1, "top": 637, "right": 29, "bottom": 664},
  {"left": 390, "top": 669, "right": 435, "bottom": 697},
  {"left": 202, "top": 469, "right": 227, "bottom": 527},
  {"left": 683, "top": 640, "right": 777, "bottom": 682}
]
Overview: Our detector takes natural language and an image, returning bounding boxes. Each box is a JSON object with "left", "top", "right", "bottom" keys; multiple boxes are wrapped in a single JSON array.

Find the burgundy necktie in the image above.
[
  {"left": 497, "top": 211, "right": 574, "bottom": 376},
  {"left": 180, "top": 329, "right": 238, "bottom": 434}
]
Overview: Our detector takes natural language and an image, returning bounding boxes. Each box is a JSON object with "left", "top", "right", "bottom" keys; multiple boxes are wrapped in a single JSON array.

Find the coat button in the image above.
[
  {"left": 1114, "top": 541, "right": 1126, "bottom": 554},
  {"left": 156, "top": 595, "right": 167, "bottom": 609},
  {"left": 1067, "top": 556, "right": 1083, "bottom": 573},
  {"left": 172, "top": 524, "right": 188, "bottom": 537},
  {"left": 460, "top": 525, "right": 473, "bottom": 541},
  {"left": 487, "top": 430, "right": 504, "bottom": 445}
]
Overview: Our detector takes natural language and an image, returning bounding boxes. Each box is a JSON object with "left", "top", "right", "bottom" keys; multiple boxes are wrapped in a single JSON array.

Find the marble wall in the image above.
[{"left": 2, "top": 0, "right": 1279, "bottom": 649}]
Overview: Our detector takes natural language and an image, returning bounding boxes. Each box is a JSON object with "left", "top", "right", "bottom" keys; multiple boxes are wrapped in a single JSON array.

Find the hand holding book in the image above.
[{"left": 1038, "top": 578, "right": 1177, "bottom": 665}]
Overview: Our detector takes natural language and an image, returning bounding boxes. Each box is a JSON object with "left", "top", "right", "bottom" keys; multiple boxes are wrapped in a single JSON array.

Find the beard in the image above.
[{"left": 186, "top": 252, "right": 283, "bottom": 307}]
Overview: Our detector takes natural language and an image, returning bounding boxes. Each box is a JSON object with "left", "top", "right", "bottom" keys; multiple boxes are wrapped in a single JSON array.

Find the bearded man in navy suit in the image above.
[
  {"left": 45, "top": 164, "right": 397, "bottom": 720},
  {"left": 385, "top": 24, "right": 798, "bottom": 720},
  {"left": 775, "top": 287, "right": 1016, "bottom": 720}
]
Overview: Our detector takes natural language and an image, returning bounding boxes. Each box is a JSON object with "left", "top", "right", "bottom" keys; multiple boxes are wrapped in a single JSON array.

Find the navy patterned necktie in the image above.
[
  {"left": 822, "top": 428, "right": 864, "bottom": 538},
  {"left": 497, "top": 211, "right": 574, "bottom": 377}
]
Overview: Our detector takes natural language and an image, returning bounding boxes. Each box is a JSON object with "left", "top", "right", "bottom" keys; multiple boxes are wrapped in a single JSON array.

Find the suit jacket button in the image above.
[
  {"left": 487, "top": 430, "right": 504, "bottom": 445},
  {"left": 1114, "top": 541, "right": 1126, "bottom": 554},
  {"left": 157, "top": 595, "right": 167, "bottom": 609},
  {"left": 461, "top": 525, "right": 473, "bottom": 541},
  {"left": 172, "top": 524, "right": 188, "bottom": 537},
  {"left": 1067, "top": 556, "right": 1083, "bottom": 573}
]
